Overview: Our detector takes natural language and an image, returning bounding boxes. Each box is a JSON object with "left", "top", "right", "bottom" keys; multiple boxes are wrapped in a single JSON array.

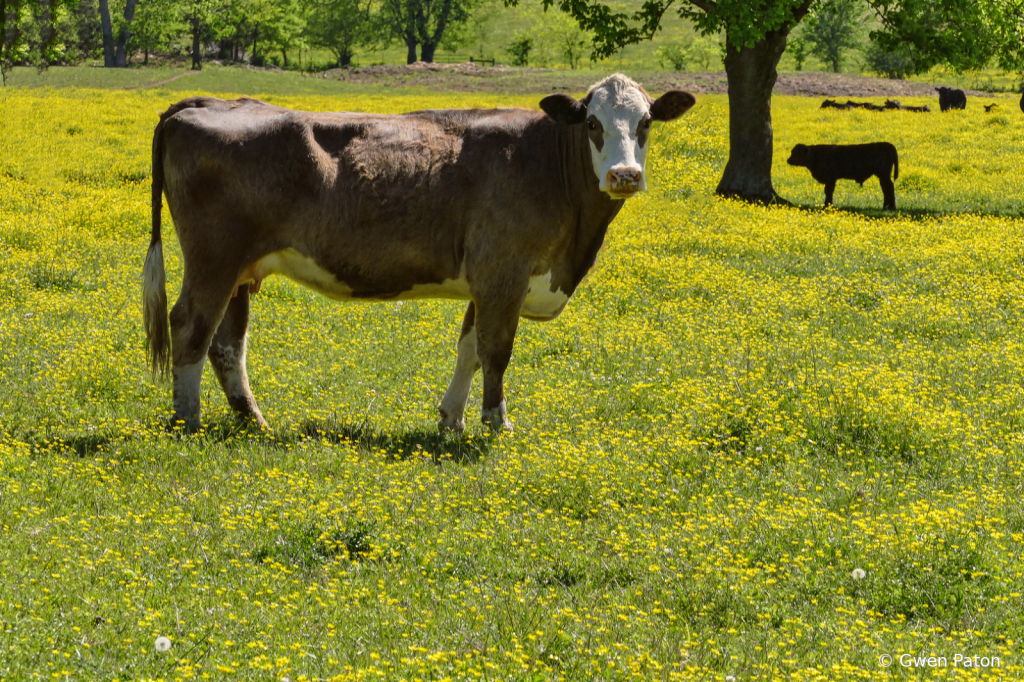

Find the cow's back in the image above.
[
  {"left": 157, "top": 97, "right": 585, "bottom": 299},
  {"left": 811, "top": 143, "right": 896, "bottom": 183}
]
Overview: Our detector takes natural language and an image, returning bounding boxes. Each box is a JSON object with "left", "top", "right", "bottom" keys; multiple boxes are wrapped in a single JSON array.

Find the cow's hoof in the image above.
[
  {"left": 438, "top": 408, "right": 466, "bottom": 433},
  {"left": 481, "top": 408, "right": 513, "bottom": 434},
  {"left": 170, "top": 414, "right": 201, "bottom": 434},
  {"left": 241, "top": 413, "right": 270, "bottom": 431}
]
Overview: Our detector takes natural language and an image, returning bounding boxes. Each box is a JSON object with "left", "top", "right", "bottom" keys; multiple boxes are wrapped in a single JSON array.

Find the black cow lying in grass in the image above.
[
  {"left": 936, "top": 87, "right": 967, "bottom": 111},
  {"left": 787, "top": 143, "right": 899, "bottom": 211},
  {"left": 884, "top": 99, "right": 931, "bottom": 112},
  {"left": 821, "top": 98, "right": 930, "bottom": 113}
]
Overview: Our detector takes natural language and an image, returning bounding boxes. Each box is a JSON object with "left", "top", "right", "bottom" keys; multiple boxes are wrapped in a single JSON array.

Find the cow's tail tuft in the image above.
[
  {"left": 893, "top": 146, "right": 899, "bottom": 181},
  {"left": 144, "top": 114, "right": 171, "bottom": 379}
]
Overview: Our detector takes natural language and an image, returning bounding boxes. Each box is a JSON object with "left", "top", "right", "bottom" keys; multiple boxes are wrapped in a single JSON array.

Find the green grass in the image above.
[{"left": 1, "top": 82, "right": 1023, "bottom": 680}]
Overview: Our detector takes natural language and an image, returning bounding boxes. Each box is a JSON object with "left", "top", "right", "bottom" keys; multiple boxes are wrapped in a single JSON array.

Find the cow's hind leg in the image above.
[
  {"left": 208, "top": 284, "right": 267, "bottom": 427},
  {"left": 438, "top": 302, "right": 480, "bottom": 432},
  {"left": 879, "top": 174, "right": 896, "bottom": 211},
  {"left": 823, "top": 180, "right": 836, "bottom": 207},
  {"left": 169, "top": 268, "right": 236, "bottom": 432}
]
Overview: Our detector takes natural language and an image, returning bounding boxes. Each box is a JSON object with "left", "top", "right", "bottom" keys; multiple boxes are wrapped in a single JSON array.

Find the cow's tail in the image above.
[
  {"left": 892, "top": 146, "right": 899, "bottom": 181},
  {"left": 143, "top": 113, "right": 171, "bottom": 379}
]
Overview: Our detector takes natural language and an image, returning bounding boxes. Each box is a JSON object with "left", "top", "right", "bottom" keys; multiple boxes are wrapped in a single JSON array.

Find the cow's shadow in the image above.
[
  {"left": 147, "top": 413, "right": 493, "bottom": 464},
  {"left": 293, "top": 417, "right": 494, "bottom": 465},
  {"left": 790, "top": 201, "right": 950, "bottom": 220},
  {"left": 789, "top": 203, "right": 1014, "bottom": 221}
]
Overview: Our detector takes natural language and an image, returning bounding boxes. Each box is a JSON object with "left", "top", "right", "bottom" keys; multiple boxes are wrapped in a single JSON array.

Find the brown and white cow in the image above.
[{"left": 143, "top": 74, "right": 695, "bottom": 433}]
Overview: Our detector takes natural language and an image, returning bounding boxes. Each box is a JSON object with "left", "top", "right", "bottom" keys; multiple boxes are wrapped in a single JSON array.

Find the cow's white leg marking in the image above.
[
  {"left": 438, "top": 324, "right": 480, "bottom": 432},
  {"left": 172, "top": 360, "right": 206, "bottom": 431},
  {"left": 209, "top": 337, "right": 266, "bottom": 427},
  {"left": 481, "top": 399, "right": 510, "bottom": 433},
  {"left": 207, "top": 285, "right": 267, "bottom": 427}
]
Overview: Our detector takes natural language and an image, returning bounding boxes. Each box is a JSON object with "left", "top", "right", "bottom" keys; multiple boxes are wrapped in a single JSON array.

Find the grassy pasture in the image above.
[{"left": 1, "top": 80, "right": 1024, "bottom": 681}]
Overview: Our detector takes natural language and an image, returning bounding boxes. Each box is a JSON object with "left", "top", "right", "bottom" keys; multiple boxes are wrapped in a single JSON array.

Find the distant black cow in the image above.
[
  {"left": 821, "top": 99, "right": 852, "bottom": 110},
  {"left": 787, "top": 143, "right": 899, "bottom": 211},
  {"left": 984, "top": 103, "right": 1000, "bottom": 112},
  {"left": 936, "top": 87, "right": 966, "bottom": 111}
]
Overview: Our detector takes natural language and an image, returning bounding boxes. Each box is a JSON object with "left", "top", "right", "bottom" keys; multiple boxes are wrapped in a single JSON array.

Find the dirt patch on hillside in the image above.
[{"left": 320, "top": 62, "right": 1007, "bottom": 99}]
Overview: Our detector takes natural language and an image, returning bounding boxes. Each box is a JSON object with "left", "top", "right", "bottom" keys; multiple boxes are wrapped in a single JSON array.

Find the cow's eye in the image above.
[{"left": 587, "top": 119, "right": 596, "bottom": 131}]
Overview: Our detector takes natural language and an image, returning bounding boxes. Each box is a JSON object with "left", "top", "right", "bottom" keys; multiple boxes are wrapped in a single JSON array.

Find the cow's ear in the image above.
[
  {"left": 540, "top": 94, "right": 589, "bottom": 124},
  {"left": 650, "top": 91, "right": 696, "bottom": 122}
]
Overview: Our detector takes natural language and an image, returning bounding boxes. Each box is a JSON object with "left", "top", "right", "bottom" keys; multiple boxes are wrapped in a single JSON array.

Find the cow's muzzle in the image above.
[{"left": 606, "top": 167, "right": 643, "bottom": 198}]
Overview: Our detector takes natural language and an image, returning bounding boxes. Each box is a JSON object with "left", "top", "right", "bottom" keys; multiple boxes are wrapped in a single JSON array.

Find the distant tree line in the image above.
[{"left": 1, "top": 0, "right": 488, "bottom": 80}]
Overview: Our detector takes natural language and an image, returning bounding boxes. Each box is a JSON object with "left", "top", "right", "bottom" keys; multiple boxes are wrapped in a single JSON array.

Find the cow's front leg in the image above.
[
  {"left": 438, "top": 302, "right": 481, "bottom": 432},
  {"left": 823, "top": 180, "right": 836, "bottom": 207},
  {"left": 474, "top": 297, "right": 523, "bottom": 433}
]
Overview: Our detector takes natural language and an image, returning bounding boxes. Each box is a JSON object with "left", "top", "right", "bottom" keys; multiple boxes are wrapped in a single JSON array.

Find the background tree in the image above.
[
  {"left": 261, "top": 0, "right": 303, "bottom": 65},
  {"left": 98, "top": 0, "right": 113, "bottom": 64},
  {"left": 439, "top": 0, "right": 497, "bottom": 58},
  {"left": 113, "top": 0, "right": 139, "bottom": 66},
  {"left": 789, "top": 34, "right": 808, "bottom": 70},
  {"left": 302, "top": 0, "right": 370, "bottom": 67},
  {"left": 2, "top": 0, "right": 77, "bottom": 82},
  {"left": 863, "top": 41, "right": 917, "bottom": 79},
  {"left": 559, "top": 15, "right": 587, "bottom": 67},
  {"left": 505, "top": 33, "right": 531, "bottom": 65},
  {"left": 655, "top": 41, "right": 686, "bottom": 70},
  {"left": 803, "top": 0, "right": 863, "bottom": 73},
  {"left": 59, "top": 0, "right": 102, "bottom": 62},
  {"left": 182, "top": 0, "right": 223, "bottom": 69},
  {"left": 379, "top": 0, "right": 478, "bottom": 63},
  {"left": 516, "top": 0, "right": 1024, "bottom": 203},
  {"left": 131, "top": 0, "right": 179, "bottom": 64}
]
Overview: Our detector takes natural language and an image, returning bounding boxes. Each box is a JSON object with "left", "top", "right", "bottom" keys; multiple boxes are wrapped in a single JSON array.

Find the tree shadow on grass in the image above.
[{"left": 291, "top": 416, "right": 495, "bottom": 465}]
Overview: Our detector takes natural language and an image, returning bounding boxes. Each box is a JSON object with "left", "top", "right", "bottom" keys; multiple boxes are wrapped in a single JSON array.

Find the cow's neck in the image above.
[{"left": 556, "top": 123, "right": 625, "bottom": 293}]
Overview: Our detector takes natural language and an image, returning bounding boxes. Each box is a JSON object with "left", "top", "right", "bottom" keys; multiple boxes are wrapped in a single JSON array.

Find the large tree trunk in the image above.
[
  {"left": 114, "top": 0, "right": 139, "bottom": 67},
  {"left": 716, "top": 28, "right": 789, "bottom": 203},
  {"left": 420, "top": 41, "right": 435, "bottom": 63},
  {"left": 190, "top": 16, "right": 201, "bottom": 70},
  {"left": 405, "top": 37, "right": 417, "bottom": 64},
  {"left": 99, "top": 0, "right": 114, "bottom": 67}
]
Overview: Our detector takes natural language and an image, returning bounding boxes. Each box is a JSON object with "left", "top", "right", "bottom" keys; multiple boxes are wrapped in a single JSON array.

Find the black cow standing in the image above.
[
  {"left": 1019, "top": 92, "right": 1024, "bottom": 114},
  {"left": 787, "top": 143, "right": 899, "bottom": 211},
  {"left": 936, "top": 87, "right": 967, "bottom": 111}
]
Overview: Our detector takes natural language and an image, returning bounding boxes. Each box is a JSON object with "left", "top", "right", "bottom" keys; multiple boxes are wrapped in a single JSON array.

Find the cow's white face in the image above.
[{"left": 540, "top": 74, "right": 696, "bottom": 199}]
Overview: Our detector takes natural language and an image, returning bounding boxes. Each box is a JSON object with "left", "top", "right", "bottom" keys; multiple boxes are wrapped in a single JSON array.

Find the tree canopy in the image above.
[
  {"left": 511, "top": 0, "right": 1024, "bottom": 202},
  {"left": 526, "top": 0, "right": 1024, "bottom": 74}
]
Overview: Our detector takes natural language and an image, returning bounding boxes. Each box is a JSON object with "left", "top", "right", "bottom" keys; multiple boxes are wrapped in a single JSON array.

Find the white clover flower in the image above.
[
  {"left": 852, "top": 568, "right": 866, "bottom": 580},
  {"left": 726, "top": 676, "right": 737, "bottom": 682},
  {"left": 155, "top": 636, "right": 172, "bottom": 652}
]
